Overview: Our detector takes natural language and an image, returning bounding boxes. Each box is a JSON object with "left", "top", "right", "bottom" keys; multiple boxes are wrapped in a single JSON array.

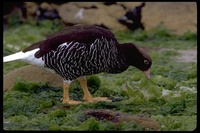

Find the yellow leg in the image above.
[
  {"left": 78, "top": 77, "right": 112, "bottom": 102},
  {"left": 61, "top": 81, "right": 82, "bottom": 104}
]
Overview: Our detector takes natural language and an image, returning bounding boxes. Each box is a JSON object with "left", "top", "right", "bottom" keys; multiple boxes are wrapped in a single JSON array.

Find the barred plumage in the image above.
[
  {"left": 4, "top": 25, "right": 152, "bottom": 104},
  {"left": 43, "top": 37, "right": 128, "bottom": 81}
]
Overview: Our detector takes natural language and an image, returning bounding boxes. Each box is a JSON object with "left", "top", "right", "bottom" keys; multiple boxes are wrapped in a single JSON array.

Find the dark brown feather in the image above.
[
  {"left": 22, "top": 40, "right": 45, "bottom": 52},
  {"left": 22, "top": 25, "right": 118, "bottom": 58}
]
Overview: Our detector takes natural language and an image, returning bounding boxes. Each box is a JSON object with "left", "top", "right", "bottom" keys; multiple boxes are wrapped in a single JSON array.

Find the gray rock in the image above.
[{"left": 3, "top": 65, "right": 63, "bottom": 92}]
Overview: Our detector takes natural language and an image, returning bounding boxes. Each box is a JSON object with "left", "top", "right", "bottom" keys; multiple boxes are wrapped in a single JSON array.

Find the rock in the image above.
[
  {"left": 142, "top": 2, "right": 197, "bottom": 34},
  {"left": 117, "top": 2, "right": 143, "bottom": 10},
  {"left": 57, "top": 2, "right": 127, "bottom": 30},
  {"left": 81, "top": 4, "right": 127, "bottom": 30},
  {"left": 70, "top": 2, "right": 100, "bottom": 8},
  {"left": 4, "top": 2, "right": 197, "bottom": 34},
  {"left": 57, "top": 3, "right": 81, "bottom": 24},
  {"left": 85, "top": 109, "right": 161, "bottom": 131},
  {"left": 40, "top": 2, "right": 53, "bottom": 10},
  {"left": 57, "top": 2, "right": 196, "bottom": 34},
  {"left": 3, "top": 65, "right": 63, "bottom": 92},
  {"left": 24, "top": 2, "right": 38, "bottom": 16}
]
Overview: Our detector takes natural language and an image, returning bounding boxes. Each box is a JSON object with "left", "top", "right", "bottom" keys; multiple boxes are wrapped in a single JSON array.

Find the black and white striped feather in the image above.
[{"left": 43, "top": 37, "right": 128, "bottom": 81}]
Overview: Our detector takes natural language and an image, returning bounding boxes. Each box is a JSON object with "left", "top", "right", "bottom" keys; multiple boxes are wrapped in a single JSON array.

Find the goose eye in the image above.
[{"left": 144, "top": 60, "right": 149, "bottom": 65}]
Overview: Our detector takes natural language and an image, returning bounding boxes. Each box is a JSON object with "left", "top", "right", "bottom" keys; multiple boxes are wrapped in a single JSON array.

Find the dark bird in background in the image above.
[
  {"left": 3, "top": 25, "right": 152, "bottom": 104},
  {"left": 118, "top": 2, "right": 145, "bottom": 31}
]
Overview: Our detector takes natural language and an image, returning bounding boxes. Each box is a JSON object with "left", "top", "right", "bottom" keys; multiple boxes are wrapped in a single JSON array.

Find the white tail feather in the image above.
[
  {"left": 3, "top": 51, "right": 24, "bottom": 62},
  {"left": 3, "top": 48, "right": 44, "bottom": 67}
]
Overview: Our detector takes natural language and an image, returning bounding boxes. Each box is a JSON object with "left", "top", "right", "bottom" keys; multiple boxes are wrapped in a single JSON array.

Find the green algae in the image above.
[{"left": 3, "top": 22, "right": 197, "bottom": 131}]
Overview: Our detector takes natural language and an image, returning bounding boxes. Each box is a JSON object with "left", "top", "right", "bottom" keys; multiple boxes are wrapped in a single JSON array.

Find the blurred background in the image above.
[{"left": 3, "top": 2, "right": 197, "bottom": 34}]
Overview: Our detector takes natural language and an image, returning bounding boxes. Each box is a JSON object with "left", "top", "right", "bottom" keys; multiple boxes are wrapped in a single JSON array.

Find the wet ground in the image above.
[{"left": 176, "top": 49, "right": 197, "bottom": 63}]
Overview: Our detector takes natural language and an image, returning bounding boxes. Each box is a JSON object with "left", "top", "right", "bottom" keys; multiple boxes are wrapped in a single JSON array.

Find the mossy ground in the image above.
[{"left": 3, "top": 20, "right": 197, "bottom": 131}]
